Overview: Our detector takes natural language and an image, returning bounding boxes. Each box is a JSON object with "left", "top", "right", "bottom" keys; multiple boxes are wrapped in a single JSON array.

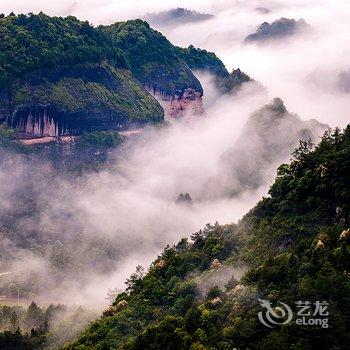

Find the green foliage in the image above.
[
  {"left": 0, "top": 12, "right": 126, "bottom": 85},
  {"left": 0, "top": 303, "right": 96, "bottom": 350},
  {"left": 65, "top": 223, "right": 236, "bottom": 349},
  {"left": 176, "top": 45, "right": 228, "bottom": 77},
  {"left": 67, "top": 126, "right": 350, "bottom": 349},
  {"left": 176, "top": 45, "right": 251, "bottom": 93},
  {"left": 0, "top": 328, "right": 46, "bottom": 350},
  {"left": 11, "top": 63, "right": 164, "bottom": 129},
  {"left": 101, "top": 20, "right": 202, "bottom": 95},
  {"left": 77, "top": 130, "right": 124, "bottom": 149},
  {"left": 0, "top": 123, "right": 29, "bottom": 153}
]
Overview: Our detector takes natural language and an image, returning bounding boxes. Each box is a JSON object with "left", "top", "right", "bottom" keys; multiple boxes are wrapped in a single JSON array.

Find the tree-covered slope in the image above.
[
  {"left": 0, "top": 14, "right": 165, "bottom": 135},
  {"left": 245, "top": 18, "right": 309, "bottom": 42},
  {"left": 101, "top": 20, "right": 203, "bottom": 97},
  {"left": 66, "top": 126, "right": 350, "bottom": 350},
  {"left": 0, "top": 12, "right": 127, "bottom": 84},
  {"left": 176, "top": 45, "right": 253, "bottom": 94},
  {"left": 9, "top": 62, "right": 163, "bottom": 134},
  {"left": 0, "top": 13, "right": 253, "bottom": 136}
]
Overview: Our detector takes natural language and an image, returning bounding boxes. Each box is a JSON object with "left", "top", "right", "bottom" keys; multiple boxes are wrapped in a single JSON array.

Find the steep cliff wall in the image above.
[
  {"left": 0, "top": 14, "right": 164, "bottom": 138},
  {"left": 1, "top": 63, "right": 164, "bottom": 138},
  {"left": 145, "top": 84, "right": 203, "bottom": 117},
  {"left": 102, "top": 20, "right": 204, "bottom": 118},
  {"left": 0, "top": 14, "right": 251, "bottom": 134}
]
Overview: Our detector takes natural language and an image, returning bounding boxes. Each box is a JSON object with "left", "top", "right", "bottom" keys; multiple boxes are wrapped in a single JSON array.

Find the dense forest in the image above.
[
  {"left": 62, "top": 126, "right": 350, "bottom": 350},
  {"left": 0, "top": 12, "right": 127, "bottom": 84},
  {"left": 0, "top": 13, "right": 248, "bottom": 137},
  {"left": 101, "top": 20, "right": 203, "bottom": 96},
  {"left": 176, "top": 45, "right": 252, "bottom": 93},
  {"left": 0, "top": 302, "right": 97, "bottom": 349}
]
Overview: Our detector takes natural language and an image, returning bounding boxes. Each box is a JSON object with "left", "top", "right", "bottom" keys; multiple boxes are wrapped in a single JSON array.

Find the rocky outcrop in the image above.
[
  {"left": 145, "top": 84, "right": 203, "bottom": 118},
  {"left": 1, "top": 63, "right": 164, "bottom": 138},
  {"left": 103, "top": 20, "right": 204, "bottom": 118},
  {"left": 168, "top": 88, "right": 203, "bottom": 117}
]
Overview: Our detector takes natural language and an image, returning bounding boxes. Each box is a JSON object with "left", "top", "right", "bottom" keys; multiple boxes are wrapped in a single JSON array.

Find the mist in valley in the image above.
[
  {"left": 0, "top": 0, "right": 347, "bottom": 331},
  {"left": 0, "top": 71, "right": 327, "bottom": 311}
]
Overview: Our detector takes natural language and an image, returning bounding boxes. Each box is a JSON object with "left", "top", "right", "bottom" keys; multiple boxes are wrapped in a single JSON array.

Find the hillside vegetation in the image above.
[
  {"left": 176, "top": 45, "right": 252, "bottom": 93},
  {"left": 0, "top": 13, "right": 253, "bottom": 136},
  {"left": 101, "top": 20, "right": 203, "bottom": 96},
  {"left": 0, "top": 13, "right": 165, "bottom": 133},
  {"left": 64, "top": 126, "right": 350, "bottom": 350}
]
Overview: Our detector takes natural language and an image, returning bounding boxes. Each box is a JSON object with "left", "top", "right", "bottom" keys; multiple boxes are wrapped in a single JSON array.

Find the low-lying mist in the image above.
[{"left": 0, "top": 76, "right": 327, "bottom": 308}]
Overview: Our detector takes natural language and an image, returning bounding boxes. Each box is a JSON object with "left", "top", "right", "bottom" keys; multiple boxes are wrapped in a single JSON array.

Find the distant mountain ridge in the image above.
[
  {"left": 144, "top": 7, "right": 214, "bottom": 27},
  {"left": 245, "top": 17, "right": 309, "bottom": 42}
]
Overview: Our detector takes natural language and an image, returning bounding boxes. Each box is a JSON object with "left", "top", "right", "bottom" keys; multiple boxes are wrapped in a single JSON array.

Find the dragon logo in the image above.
[{"left": 258, "top": 298, "right": 293, "bottom": 328}]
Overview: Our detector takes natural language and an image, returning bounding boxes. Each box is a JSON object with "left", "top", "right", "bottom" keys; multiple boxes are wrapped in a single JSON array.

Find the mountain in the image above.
[
  {"left": 64, "top": 125, "right": 350, "bottom": 350},
  {"left": 245, "top": 18, "right": 309, "bottom": 42},
  {"left": 176, "top": 45, "right": 253, "bottom": 94},
  {"left": 0, "top": 13, "right": 164, "bottom": 137},
  {"left": 337, "top": 70, "right": 350, "bottom": 93},
  {"left": 0, "top": 13, "right": 251, "bottom": 137},
  {"left": 0, "top": 98, "right": 327, "bottom": 314},
  {"left": 255, "top": 7, "right": 271, "bottom": 14},
  {"left": 203, "top": 98, "right": 328, "bottom": 198},
  {"left": 101, "top": 21, "right": 254, "bottom": 116},
  {"left": 144, "top": 8, "right": 214, "bottom": 27},
  {"left": 100, "top": 20, "right": 204, "bottom": 117}
]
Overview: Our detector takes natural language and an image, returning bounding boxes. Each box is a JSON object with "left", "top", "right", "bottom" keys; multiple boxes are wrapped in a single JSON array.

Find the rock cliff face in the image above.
[
  {"left": 1, "top": 63, "right": 164, "bottom": 138},
  {"left": 168, "top": 88, "right": 203, "bottom": 117},
  {"left": 102, "top": 20, "right": 204, "bottom": 118},
  {"left": 0, "top": 14, "right": 250, "bottom": 137},
  {"left": 14, "top": 109, "right": 61, "bottom": 137},
  {"left": 145, "top": 85, "right": 203, "bottom": 117}
]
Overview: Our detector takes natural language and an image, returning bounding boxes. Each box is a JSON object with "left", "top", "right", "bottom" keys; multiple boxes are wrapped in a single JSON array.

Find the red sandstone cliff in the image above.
[{"left": 145, "top": 85, "right": 203, "bottom": 118}]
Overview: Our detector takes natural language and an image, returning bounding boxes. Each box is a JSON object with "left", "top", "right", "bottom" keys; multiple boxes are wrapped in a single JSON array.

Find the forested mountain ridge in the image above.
[
  {"left": 101, "top": 20, "right": 203, "bottom": 97},
  {"left": 144, "top": 8, "right": 214, "bottom": 28},
  {"left": 0, "top": 13, "right": 164, "bottom": 136},
  {"left": 0, "top": 13, "right": 249, "bottom": 137},
  {"left": 65, "top": 126, "right": 350, "bottom": 350},
  {"left": 205, "top": 98, "right": 328, "bottom": 198},
  {"left": 176, "top": 45, "right": 253, "bottom": 94}
]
